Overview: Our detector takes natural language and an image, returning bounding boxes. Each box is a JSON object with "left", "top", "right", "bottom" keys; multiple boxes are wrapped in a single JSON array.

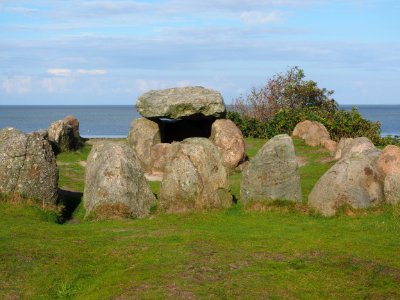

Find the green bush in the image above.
[{"left": 227, "top": 108, "right": 400, "bottom": 147}]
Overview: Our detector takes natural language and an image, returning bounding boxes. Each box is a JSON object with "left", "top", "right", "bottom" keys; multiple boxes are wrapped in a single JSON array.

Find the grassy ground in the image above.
[{"left": 1, "top": 138, "right": 399, "bottom": 299}]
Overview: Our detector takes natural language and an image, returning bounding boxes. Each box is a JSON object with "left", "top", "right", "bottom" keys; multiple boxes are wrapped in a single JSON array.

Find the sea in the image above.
[{"left": 0, "top": 105, "right": 399, "bottom": 138}]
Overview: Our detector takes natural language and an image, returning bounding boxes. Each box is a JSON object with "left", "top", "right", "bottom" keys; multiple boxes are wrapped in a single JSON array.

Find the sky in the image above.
[{"left": 0, "top": 0, "right": 399, "bottom": 105}]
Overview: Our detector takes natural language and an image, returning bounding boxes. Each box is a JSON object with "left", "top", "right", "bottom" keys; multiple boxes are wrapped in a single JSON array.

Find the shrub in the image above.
[
  {"left": 228, "top": 107, "right": 399, "bottom": 147},
  {"left": 233, "top": 66, "right": 337, "bottom": 121}
]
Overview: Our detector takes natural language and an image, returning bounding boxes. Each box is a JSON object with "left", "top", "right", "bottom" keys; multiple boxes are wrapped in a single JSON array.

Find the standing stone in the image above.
[
  {"left": 308, "top": 149, "right": 384, "bottom": 216},
  {"left": 127, "top": 118, "right": 161, "bottom": 172},
  {"left": 210, "top": 119, "right": 246, "bottom": 170},
  {"left": 377, "top": 145, "right": 400, "bottom": 204},
  {"left": 335, "top": 137, "right": 376, "bottom": 160},
  {"left": 47, "top": 120, "right": 77, "bottom": 152},
  {"left": 159, "top": 138, "right": 232, "bottom": 213},
  {"left": 136, "top": 86, "right": 226, "bottom": 120},
  {"left": 0, "top": 128, "right": 58, "bottom": 205},
  {"left": 84, "top": 141, "right": 156, "bottom": 219},
  {"left": 241, "top": 134, "right": 302, "bottom": 203},
  {"left": 292, "top": 120, "right": 330, "bottom": 147}
]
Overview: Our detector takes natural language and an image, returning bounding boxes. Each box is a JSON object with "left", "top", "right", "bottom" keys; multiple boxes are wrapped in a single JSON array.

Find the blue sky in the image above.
[{"left": 0, "top": 0, "right": 399, "bottom": 105}]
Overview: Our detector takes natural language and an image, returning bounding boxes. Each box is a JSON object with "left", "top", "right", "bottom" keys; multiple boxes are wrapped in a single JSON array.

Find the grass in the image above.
[{"left": 0, "top": 138, "right": 399, "bottom": 299}]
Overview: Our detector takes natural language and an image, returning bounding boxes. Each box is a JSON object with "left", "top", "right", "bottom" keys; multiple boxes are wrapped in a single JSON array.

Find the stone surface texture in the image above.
[
  {"left": 335, "top": 137, "right": 376, "bottom": 160},
  {"left": 159, "top": 138, "right": 232, "bottom": 213},
  {"left": 292, "top": 120, "right": 330, "bottom": 147},
  {"left": 0, "top": 127, "right": 58, "bottom": 204},
  {"left": 84, "top": 141, "right": 156, "bottom": 219},
  {"left": 127, "top": 118, "right": 161, "bottom": 172},
  {"left": 241, "top": 134, "right": 302, "bottom": 202},
  {"left": 334, "top": 138, "right": 354, "bottom": 160},
  {"left": 150, "top": 143, "right": 173, "bottom": 174},
  {"left": 136, "top": 86, "right": 226, "bottom": 120},
  {"left": 210, "top": 119, "right": 246, "bottom": 169},
  {"left": 324, "top": 139, "right": 337, "bottom": 155},
  {"left": 308, "top": 148, "right": 384, "bottom": 216}
]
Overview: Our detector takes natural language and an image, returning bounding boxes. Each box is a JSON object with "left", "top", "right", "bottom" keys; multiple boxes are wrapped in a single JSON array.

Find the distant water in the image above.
[
  {"left": 0, "top": 105, "right": 140, "bottom": 138},
  {"left": 0, "top": 105, "right": 399, "bottom": 138},
  {"left": 341, "top": 105, "right": 400, "bottom": 137}
]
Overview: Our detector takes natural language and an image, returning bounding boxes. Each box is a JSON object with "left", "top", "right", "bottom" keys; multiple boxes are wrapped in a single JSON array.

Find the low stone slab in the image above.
[{"left": 136, "top": 86, "right": 226, "bottom": 120}]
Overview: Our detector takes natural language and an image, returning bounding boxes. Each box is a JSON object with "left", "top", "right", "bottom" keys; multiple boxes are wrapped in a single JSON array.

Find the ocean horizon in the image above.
[{"left": 1, "top": 104, "right": 399, "bottom": 138}]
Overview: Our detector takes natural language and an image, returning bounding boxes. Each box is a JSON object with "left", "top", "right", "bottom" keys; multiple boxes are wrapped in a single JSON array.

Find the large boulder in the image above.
[
  {"left": 136, "top": 86, "right": 226, "bottom": 120},
  {"left": 47, "top": 120, "right": 78, "bottom": 152},
  {"left": 210, "top": 119, "right": 246, "bottom": 170},
  {"left": 159, "top": 138, "right": 232, "bottom": 213},
  {"left": 335, "top": 137, "right": 376, "bottom": 160},
  {"left": 292, "top": 120, "right": 330, "bottom": 147},
  {"left": 127, "top": 118, "right": 161, "bottom": 172},
  {"left": 241, "top": 134, "right": 302, "bottom": 203},
  {"left": 377, "top": 145, "right": 400, "bottom": 204},
  {"left": 308, "top": 149, "right": 384, "bottom": 216},
  {"left": 0, "top": 128, "right": 58, "bottom": 204},
  {"left": 84, "top": 141, "right": 156, "bottom": 219}
]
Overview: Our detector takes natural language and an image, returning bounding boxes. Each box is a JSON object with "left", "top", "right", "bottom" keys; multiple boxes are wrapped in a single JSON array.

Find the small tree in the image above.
[{"left": 233, "top": 66, "right": 337, "bottom": 122}]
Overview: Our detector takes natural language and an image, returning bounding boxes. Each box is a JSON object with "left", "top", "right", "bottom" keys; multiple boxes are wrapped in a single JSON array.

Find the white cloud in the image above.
[
  {"left": 47, "top": 68, "right": 71, "bottom": 76},
  {"left": 76, "top": 69, "right": 108, "bottom": 75},
  {"left": 1, "top": 76, "right": 32, "bottom": 94},
  {"left": 240, "top": 10, "right": 283, "bottom": 24}
]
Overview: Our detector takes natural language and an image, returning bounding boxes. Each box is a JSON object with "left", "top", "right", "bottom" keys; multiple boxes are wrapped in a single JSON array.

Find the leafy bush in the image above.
[
  {"left": 228, "top": 107, "right": 400, "bottom": 147},
  {"left": 233, "top": 66, "right": 337, "bottom": 121}
]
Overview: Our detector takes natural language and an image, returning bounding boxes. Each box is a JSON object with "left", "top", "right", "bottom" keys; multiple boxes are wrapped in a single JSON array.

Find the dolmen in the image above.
[{"left": 129, "top": 86, "right": 246, "bottom": 175}]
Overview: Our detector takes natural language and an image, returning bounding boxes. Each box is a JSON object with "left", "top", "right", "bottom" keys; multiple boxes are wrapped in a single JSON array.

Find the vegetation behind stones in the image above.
[{"left": 229, "top": 67, "right": 400, "bottom": 146}]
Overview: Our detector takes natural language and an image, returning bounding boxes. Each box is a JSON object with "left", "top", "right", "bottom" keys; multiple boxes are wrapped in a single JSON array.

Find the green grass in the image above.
[{"left": 1, "top": 138, "right": 399, "bottom": 299}]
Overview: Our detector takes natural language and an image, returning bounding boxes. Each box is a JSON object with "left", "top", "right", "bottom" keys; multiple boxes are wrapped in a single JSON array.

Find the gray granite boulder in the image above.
[
  {"left": 136, "top": 86, "right": 226, "bottom": 120},
  {"left": 159, "top": 138, "right": 232, "bottom": 213},
  {"left": 0, "top": 127, "right": 58, "bottom": 204},
  {"left": 84, "top": 141, "right": 156, "bottom": 219},
  {"left": 241, "top": 134, "right": 302, "bottom": 203},
  {"left": 309, "top": 148, "right": 384, "bottom": 216},
  {"left": 127, "top": 118, "right": 161, "bottom": 172},
  {"left": 210, "top": 119, "right": 246, "bottom": 170}
]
